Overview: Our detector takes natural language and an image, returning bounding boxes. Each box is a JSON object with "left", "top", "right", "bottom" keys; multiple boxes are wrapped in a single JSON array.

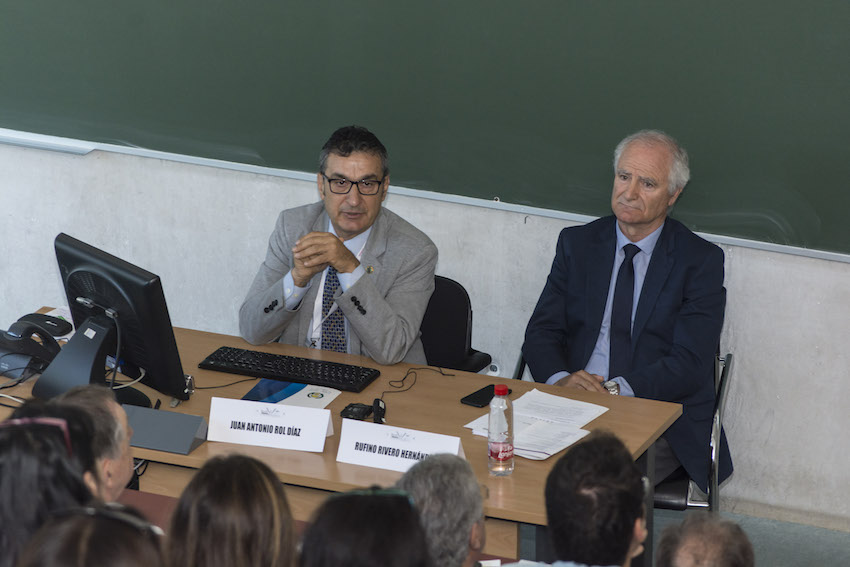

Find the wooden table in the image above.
[{"left": 3, "top": 326, "right": 681, "bottom": 563}]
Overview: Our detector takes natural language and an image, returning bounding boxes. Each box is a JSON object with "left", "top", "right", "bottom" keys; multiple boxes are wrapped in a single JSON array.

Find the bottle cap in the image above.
[{"left": 494, "top": 384, "right": 509, "bottom": 396}]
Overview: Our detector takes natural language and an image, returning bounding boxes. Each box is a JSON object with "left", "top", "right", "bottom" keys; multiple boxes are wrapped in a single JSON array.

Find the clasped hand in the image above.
[{"left": 291, "top": 232, "right": 359, "bottom": 287}]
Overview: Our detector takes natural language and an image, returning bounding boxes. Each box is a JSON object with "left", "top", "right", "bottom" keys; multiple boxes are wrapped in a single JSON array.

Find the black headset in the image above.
[{"left": 0, "top": 321, "right": 62, "bottom": 373}]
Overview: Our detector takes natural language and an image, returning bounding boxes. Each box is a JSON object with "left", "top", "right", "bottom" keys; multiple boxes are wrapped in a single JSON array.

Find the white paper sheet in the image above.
[
  {"left": 514, "top": 389, "right": 608, "bottom": 427},
  {"left": 464, "top": 388, "right": 607, "bottom": 460},
  {"left": 513, "top": 420, "right": 590, "bottom": 460}
]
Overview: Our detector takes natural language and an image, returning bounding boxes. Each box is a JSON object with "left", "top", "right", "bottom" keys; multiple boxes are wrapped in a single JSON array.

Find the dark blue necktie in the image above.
[{"left": 610, "top": 244, "right": 640, "bottom": 379}]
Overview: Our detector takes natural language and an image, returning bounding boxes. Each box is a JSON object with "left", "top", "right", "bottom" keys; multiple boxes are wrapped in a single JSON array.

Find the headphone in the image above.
[{"left": 0, "top": 321, "right": 62, "bottom": 373}]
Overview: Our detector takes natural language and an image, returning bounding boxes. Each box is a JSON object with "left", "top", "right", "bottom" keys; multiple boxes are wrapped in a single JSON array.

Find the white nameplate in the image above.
[
  {"left": 208, "top": 397, "right": 331, "bottom": 452},
  {"left": 336, "top": 419, "right": 464, "bottom": 473}
]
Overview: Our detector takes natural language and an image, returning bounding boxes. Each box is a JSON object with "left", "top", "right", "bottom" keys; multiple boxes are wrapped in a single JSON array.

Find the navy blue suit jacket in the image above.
[{"left": 522, "top": 216, "right": 731, "bottom": 490}]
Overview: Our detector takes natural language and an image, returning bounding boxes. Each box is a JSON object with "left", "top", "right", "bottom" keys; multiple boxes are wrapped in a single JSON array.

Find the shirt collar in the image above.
[{"left": 615, "top": 220, "right": 664, "bottom": 256}]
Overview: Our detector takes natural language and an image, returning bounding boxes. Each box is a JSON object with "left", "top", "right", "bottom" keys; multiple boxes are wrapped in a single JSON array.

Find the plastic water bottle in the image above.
[{"left": 488, "top": 384, "right": 514, "bottom": 476}]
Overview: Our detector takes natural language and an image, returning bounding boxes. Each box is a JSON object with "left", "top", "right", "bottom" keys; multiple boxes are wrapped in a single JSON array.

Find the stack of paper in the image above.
[{"left": 464, "top": 389, "right": 608, "bottom": 460}]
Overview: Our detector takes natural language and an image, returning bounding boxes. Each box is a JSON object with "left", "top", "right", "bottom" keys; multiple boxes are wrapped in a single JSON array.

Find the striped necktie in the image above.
[{"left": 321, "top": 266, "right": 346, "bottom": 353}]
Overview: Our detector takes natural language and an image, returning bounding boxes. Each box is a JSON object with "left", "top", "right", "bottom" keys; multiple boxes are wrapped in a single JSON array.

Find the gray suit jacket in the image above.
[{"left": 239, "top": 202, "right": 438, "bottom": 365}]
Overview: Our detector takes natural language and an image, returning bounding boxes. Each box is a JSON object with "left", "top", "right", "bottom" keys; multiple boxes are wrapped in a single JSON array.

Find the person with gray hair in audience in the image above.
[
  {"left": 656, "top": 514, "right": 754, "bottom": 567},
  {"left": 396, "top": 454, "right": 486, "bottom": 567},
  {"left": 55, "top": 384, "right": 135, "bottom": 502}
]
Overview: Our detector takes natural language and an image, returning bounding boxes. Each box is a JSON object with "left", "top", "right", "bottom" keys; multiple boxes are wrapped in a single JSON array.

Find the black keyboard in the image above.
[{"left": 198, "top": 346, "right": 381, "bottom": 393}]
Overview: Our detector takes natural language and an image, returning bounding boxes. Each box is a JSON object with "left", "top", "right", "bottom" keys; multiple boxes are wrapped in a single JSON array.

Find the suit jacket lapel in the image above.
[
  {"left": 343, "top": 208, "right": 388, "bottom": 356},
  {"left": 584, "top": 220, "right": 616, "bottom": 365},
  {"left": 358, "top": 208, "right": 387, "bottom": 282},
  {"left": 632, "top": 221, "right": 675, "bottom": 343}
]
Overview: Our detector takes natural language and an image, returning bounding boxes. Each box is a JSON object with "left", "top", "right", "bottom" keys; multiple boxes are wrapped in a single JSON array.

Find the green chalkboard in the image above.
[{"left": 2, "top": 1, "right": 849, "bottom": 253}]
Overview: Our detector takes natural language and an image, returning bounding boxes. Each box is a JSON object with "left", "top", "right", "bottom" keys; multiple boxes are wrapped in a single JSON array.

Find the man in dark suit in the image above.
[
  {"left": 239, "top": 126, "right": 437, "bottom": 365},
  {"left": 522, "top": 130, "right": 730, "bottom": 490}
]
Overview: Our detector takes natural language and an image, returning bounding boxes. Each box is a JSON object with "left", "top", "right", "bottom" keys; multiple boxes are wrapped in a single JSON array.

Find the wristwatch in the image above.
[{"left": 602, "top": 380, "right": 620, "bottom": 395}]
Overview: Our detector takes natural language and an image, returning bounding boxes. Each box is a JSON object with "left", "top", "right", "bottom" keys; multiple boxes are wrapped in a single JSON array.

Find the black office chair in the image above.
[
  {"left": 654, "top": 353, "right": 734, "bottom": 512},
  {"left": 513, "top": 354, "right": 528, "bottom": 380},
  {"left": 420, "top": 276, "right": 492, "bottom": 373}
]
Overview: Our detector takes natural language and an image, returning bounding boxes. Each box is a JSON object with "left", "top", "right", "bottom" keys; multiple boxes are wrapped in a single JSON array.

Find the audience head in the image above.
[
  {"left": 0, "top": 401, "right": 95, "bottom": 567},
  {"left": 300, "top": 487, "right": 432, "bottom": 567},
  {"left": 16, "top": 503, "right": 165, "bottom": 567},
  {"left": 656, "top": 514, "right": 755, "bottom": 567},
  {"left": 545, "top": 431, "right": 646, "bottom": 567},
  {"left": 168, "top": 454, "right": 296, "bottom": 567},
  {"left": 396, "top": 454, "right": 485, "bottom": 567},
  {"left": 55, "top": 384, "right": 135, "bottom": 501}
]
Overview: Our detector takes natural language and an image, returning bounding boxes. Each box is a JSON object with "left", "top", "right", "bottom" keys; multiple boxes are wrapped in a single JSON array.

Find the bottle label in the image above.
[{"left": 489, "top": 442, "right": 514, "bottom": 461}]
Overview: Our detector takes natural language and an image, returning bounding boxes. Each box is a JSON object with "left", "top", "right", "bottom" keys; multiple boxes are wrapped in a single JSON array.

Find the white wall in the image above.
[{"left": 3, "top": 143, "right": 849, "bottom": 532}]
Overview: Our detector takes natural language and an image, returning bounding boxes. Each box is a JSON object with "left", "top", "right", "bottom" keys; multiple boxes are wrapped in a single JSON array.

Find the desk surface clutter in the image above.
[{"left": 1, "top": 325, "right": 681, "bottom": 562}]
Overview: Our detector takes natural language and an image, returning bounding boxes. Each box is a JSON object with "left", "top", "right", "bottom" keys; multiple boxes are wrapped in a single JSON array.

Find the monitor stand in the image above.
[
  {"left": 33, "top": 314, "right": 151, "bottom": 407},
  {"left": 112, "top": 386, "right": 152, "bottom": 408}
]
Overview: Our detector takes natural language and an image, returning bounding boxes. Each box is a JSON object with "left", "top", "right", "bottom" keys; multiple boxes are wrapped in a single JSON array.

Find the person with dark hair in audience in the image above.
[
  {"left": 656, "top": 514, "right": 754, "bottom": 567},
  {"left": 504, "top": 431, "right": 647, "bottom": 567},
  {"left": 16, "top": 503, "right": 165, "bottom": 567},
  {"left": 300, "top": 487, "right": 433, "bottom": 567},
  {"left": 167, "top": 454, "right": 296, "bottom": 567},
  {"left": 0, "top": 401, "right": 96, "bottom": 567},
  {"left": 396, "top": 454, "right": 486, "bottom": 567},
  {"left": 55, "top": 384, "right": 136, "bottom": 501}
]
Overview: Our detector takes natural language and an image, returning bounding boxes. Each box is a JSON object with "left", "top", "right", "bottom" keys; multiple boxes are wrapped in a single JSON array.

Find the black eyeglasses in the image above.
[
  {"left": 0, "top": 417, "right": 73, "bottom": 456},
  {"left": 322, "top": 173, "right": 385, "bottom": 195}
]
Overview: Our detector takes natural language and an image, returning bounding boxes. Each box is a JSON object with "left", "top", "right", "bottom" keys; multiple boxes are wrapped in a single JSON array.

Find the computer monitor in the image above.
[{"left": 33, "top": 233, "right": 192, "bottom": 407}]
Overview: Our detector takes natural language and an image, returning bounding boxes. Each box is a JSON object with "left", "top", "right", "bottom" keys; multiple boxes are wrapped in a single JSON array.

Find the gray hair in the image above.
[
  {"left": 613, "top": 129, "right": 690, "bottom": 195},
  {"left": 396, "top": 454, "right": 483, "bottom": 567},
  {"left": 656, "top": 514, "right": 754, "bottom": 567},
  {"left": 55, "top": 385, "right": 125, "bottom": 461}
]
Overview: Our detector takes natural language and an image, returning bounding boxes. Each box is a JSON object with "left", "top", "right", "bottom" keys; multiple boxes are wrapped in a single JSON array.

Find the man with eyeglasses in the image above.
[{"left": 239, "top": 125, "right": 437, "bottom": 365}]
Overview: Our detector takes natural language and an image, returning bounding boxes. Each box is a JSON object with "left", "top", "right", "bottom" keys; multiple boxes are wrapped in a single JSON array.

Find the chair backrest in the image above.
[
  {"left": 714, "top": 353, "right": 733, "bottom": 418},
  {"left": 420, "top": 276, "right": 474, "bottom": 368},
  {"left": 708, "top": 353, "right": 733, "bottom": 510},
  {"left": 513, "top": 354, "right": 527, "bottom": 380}
]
